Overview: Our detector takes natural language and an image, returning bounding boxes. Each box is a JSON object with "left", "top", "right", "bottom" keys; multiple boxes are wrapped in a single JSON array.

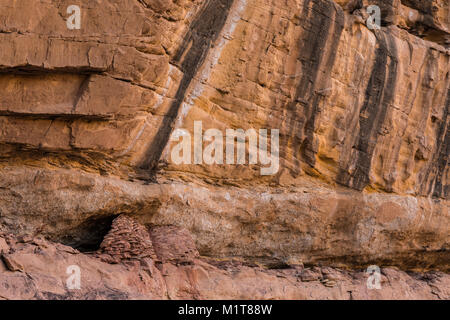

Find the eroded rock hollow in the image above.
[{"left": 0, "top": 0, "right": 448, "bottom": 299}]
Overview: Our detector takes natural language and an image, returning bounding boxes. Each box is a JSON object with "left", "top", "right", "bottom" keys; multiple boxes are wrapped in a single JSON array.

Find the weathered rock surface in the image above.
[
  {"left": 0, "top": 0, "right": 448, "bottom": 299},
  {"left": 99, "top": 215, "right": 157, "bottom": 263},
  {"left": 149, "top": 225, "right": 200, "bottom": 264},
  {"left": 0, "top": 218, "right": 448, "bottom": 300},
  {"left": 1, "top": 167, "right": 448, "bottom": 272}
]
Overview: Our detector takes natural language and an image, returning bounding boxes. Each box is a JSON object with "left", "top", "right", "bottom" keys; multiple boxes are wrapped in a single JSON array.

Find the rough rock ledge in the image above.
[{"left": 0, "top": 215, "right": 448, "bottom": 300}]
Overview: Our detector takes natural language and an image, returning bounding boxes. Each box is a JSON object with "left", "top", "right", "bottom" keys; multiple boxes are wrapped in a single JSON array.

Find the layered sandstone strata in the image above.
[{"left": 0, "top": 0, "right": 448, "bottom": 299}]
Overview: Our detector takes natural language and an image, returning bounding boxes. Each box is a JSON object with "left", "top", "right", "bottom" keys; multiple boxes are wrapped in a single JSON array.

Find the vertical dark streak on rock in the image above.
[
  {"left": 414, "top": 51, "right": 443, "bottom": 198},
  {"left": 280, "top": 0, "right": 344, "bottom": 173},
  {"left": 138, "top": 0, "right": 235, "bottom": 174},
  {"left": 430, "top": 89, "right": 449, "bottom": 199},
  {"left": 338, "top": 32, "right": 398, "bottom": 191},
  {"left": 72, "top": 75, "right": 91, "bottom": 113},
  {"left": 301, "top": 3, "right": 345, "bottom": 166}
]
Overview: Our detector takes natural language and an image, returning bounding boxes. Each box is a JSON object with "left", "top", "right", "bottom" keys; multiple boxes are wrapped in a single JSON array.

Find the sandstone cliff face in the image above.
[{"left": 0, "top": 0, "right": 448, "bottom": 299}]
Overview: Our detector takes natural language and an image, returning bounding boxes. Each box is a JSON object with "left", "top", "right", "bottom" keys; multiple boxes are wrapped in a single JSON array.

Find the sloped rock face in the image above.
[{"left": 0, "top": 0, "right": 448, "bottom": 299}]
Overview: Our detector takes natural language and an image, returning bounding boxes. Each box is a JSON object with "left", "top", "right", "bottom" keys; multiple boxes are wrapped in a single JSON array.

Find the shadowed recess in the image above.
[{"left": 57, "top": 215, "right": 119, "bottom": 252}]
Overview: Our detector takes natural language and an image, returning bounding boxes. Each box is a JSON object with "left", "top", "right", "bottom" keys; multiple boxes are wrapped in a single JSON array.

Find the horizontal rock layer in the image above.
[
  {"left": 0, "top": 219, "right": 448, "bottom": 300},
  {"left": 0, "top": 167, "right": 447, "bottom": 271}
]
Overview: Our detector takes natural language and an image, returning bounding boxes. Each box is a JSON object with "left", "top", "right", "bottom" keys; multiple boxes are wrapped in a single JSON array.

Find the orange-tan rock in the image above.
[{"left": 0, "top": 0, "right": 448, "bottom": 299}]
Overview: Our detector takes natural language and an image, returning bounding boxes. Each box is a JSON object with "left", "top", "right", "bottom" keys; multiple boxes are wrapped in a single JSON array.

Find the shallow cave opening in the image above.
[{"left": 57, "top": 214, "right": 118, "bottom": 252}]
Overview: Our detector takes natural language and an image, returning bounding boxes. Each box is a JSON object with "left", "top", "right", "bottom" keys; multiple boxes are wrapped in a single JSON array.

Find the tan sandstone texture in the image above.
[{"left": 0, "top": 0, "right": 448, "bottom": 299}]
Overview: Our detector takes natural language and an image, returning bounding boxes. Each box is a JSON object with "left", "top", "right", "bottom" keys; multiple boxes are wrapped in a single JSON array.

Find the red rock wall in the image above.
[{"left": 0, "top": 0, "right": 448, "bottom": 299}]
